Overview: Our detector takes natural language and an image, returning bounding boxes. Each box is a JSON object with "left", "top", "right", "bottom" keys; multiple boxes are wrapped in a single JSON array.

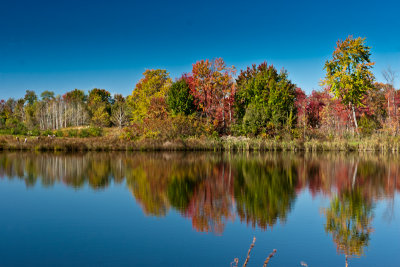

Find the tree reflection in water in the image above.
[
  {"left": 234, "top": 157, "right": 298, "bottom": 230},
  {"left": 324, "top": 189, "right": 373, "bottom": 267},
  {"left": 0, "top": 151, "right": 399, "bottom": 260}
]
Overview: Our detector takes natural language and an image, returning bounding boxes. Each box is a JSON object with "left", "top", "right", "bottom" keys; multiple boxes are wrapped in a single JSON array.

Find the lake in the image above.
[{"left": 0, "top": 152, "right": 399, "bottom": 266}]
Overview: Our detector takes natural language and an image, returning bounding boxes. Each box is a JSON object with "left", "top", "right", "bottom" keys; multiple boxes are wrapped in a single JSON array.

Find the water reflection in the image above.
[
  {"left": 234, "top": 157, "right": 297, "bottom": 230},
  {"left": 0, "top": 152, "right": 399, "bottom": 261},
  {"left": 324, "top": 189, "right": 373, "bottom": 266}
]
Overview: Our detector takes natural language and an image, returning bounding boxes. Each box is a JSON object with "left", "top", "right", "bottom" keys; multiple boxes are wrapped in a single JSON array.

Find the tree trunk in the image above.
[{"left": 352, "top": 104, "right": 358, "bottom": 134}]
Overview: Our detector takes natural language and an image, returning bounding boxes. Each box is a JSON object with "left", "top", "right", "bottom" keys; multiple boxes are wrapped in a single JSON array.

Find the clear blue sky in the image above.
[{"left": 1, "top": 0, "right": 400, "bottom": 99}]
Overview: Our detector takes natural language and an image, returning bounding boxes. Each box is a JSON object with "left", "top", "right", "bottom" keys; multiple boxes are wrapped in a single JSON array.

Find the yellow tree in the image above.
[
  {"left": 127, "top": 69, "right": 172, "bottom": 123},
  {"left": 322, "top": 36, "right": 375, "bottom": 132}
]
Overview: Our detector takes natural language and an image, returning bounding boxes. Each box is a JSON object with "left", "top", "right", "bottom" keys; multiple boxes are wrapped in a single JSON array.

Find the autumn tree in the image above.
[
  {"left": 382, "top": 67, "right": 397, "bottom": 122},
  {"left": 307, "top": 90, "right": 325, "bottom": 128},
  {"left": 88, "top": 88, "right": 112, "bottom": 127},
  {"left": 234, "top": 62, "right": 297, "bottom": 135},
  {"left": 166, "top": 78, "right": 195, "bottom": 115},
  {"left": 0, "top": 100, "right": 6, "bottom": 128},
  {"left": 3, "top": 98, "right": 27, "bottom": 134},
  {"left": 64, "top": 89, "right": 88, "bottom": 127},
  {"left": 322, "top": 36, "right": 375, "bottom": 133},
  {"left": 127, "top": 69, "right": 172, "bottom": 123},
  {"left": 111, "top": 94, "right": 128, "bottom": 128},
  {"left": 24, "top": 90, "right": 38, "bottom": 129},
  {"left": 320, "top": 90, "right": 351, "bottom": 137},
  {"left": 294, "top": 88, "right": 307, "bottom": 137},
  {"left": 36, "top": 91, "right": 55, "bottom": 130},
  {"left": 186, "top": 58, "right": 236, "bottom": 133},
  {"left": 357, "top": 84, "right": 387, "bottom": 135},
  {"left": 3, "top": 99, "right": 16, "bottom": 123}
]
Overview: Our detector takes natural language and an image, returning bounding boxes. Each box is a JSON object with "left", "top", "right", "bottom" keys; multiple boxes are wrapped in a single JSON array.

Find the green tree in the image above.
[
  {"left": 322, "top": 36, "right": 375, "bottom": 132},
  {"left": 127, "top": 69, "right": 172, "bottom": 122},
  {"left": 166, "top": 78, "right": 195, "bottom": 115},
  {"left": 40, "top": 91, "right": 55, "bottom": 101},
  {"left": 24, "top": 90, "right": 37, "bottom": 105},
  {"left": 0, "top": 100, "right": 6, "bottom": 128},
  {"left": 24, "top": 90, "right": 38, "bottom": 129},
  {"left": 234, "top": 62, "right": 297, "bottom": 135}
]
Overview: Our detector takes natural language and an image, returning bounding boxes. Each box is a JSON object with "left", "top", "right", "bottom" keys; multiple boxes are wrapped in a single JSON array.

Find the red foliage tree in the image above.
[
  {"left": 294, "top": 88, "right": 307, "bottom": 134},
  {"left": 320, "top": 89, "right": 352, "bottom": 136},
  {"left": 307, "top": 90, "right": 325, "bottom": 128},
  {"left": 186, "top": 58, "right": 236, "bottom": 133}
]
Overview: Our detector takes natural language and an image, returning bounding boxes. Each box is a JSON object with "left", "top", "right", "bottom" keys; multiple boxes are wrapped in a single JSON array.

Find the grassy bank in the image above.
[{"left": 1, "top": 134, "right": 400, "bottom": 152}]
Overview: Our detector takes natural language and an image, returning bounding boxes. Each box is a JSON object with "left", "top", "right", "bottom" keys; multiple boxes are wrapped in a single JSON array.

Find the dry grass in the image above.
[{"left": 1, "top": 134, "right": 400, "bottom": 152}]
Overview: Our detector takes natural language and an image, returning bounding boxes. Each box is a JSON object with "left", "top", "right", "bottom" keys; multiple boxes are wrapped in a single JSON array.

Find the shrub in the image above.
[
  {"left": 121, "top": 114, "right": 207, "bottom": 140},
  {"left": 30, "top": 128, "right": 41, "bottom": 136},
  {"left": 5, "top": 118, "right": 28, "bottom": 135},
  {"left": 87, "top": 127, "right": 103, "bottom": 137},
  {"left": 55, "top": 130, "right": 64, "bottom": 137},
  {"left": 78, "top": 129, "right": 90, "bottom": 138},
  {"left": 77, "top": 127, "right": 103, "bottom": 138},
  {"left": 359, "top": 115, "right": 379, "bottom": 136},
  {"left": 67, "top": 129, "right": 78, "bottom": 137},
  {"left": 241, "top": 103, "right": 268, "bottom": 136},
  {"left": 121, "top": 123, "right": 144, "bottom": 140},
  {"left": 42, "top": 129, "right": 54, "bottom": 136},
  {"left": 169, "top": 114, "right": 207, "bottom": 138}
]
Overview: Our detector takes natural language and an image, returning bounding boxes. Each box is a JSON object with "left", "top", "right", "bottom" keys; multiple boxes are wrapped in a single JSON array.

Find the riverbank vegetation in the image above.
[{"left": 1, "top": 36, "right": 399, "bottom": 151}]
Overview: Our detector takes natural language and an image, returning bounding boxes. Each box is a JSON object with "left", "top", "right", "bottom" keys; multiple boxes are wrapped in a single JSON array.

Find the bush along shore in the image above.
[{"left": 2, "top": 134, "right": 400, "bottom": 152}]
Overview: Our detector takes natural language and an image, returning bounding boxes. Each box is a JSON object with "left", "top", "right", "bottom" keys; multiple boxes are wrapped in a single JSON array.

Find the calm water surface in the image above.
[{"left": 0, "top": 152, "right": 399, "bottom": 266}]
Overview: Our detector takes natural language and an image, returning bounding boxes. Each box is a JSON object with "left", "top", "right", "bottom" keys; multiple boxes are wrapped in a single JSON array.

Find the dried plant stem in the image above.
[
  {"left": 242, "top": 237, "right": 256, "bottom": 267},
  {"left": 262, "top": 249, "right": 277, "bottom": 267},
  {"left": 230, "top": 258, "right": 239, "bottom": 267}
]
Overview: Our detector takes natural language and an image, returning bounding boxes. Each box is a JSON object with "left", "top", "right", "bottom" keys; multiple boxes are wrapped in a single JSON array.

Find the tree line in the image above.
[{"left": 1, "top": 35, "right": 398, "bottom": 139}]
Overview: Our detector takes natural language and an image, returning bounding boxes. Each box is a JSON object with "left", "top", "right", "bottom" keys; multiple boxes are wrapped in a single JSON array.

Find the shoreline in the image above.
[{"left": 1, "top": 135, "right": 400, "bottom": 152}]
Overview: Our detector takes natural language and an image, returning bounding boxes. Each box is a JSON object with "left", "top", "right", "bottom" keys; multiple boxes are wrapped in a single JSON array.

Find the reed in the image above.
[
  {"left": 1, "top": 134, "right": 400, "bottom": 152},
  {"left": 243, "top": 237, "right": 256, "bottom": 267},
  {"left": 233, "top": 237, "right": 277, "bottom": 267},
  {"left": 262, "top": 249, "right": 277, "bottom": 267}
]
